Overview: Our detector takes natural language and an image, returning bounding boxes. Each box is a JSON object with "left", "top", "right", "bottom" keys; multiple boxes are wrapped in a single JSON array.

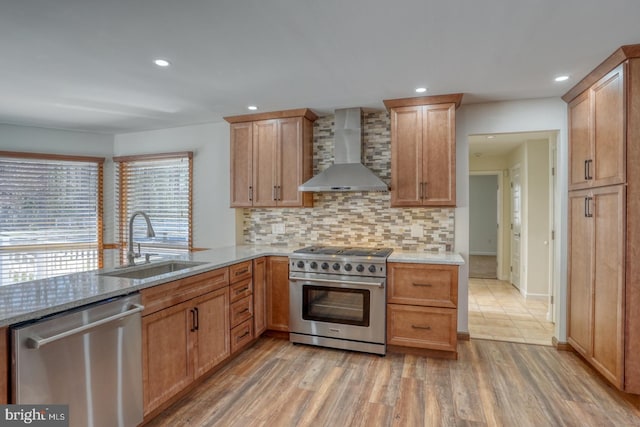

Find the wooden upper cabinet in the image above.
[
  {"left": 567, "top": 64, "right": 625, "bottom": 190},
  {"left": 385, "top": 94, "right": 461, "bottom": 207},
  {"left": 225, "top": 109, "right": 317, "bottom": 208}
]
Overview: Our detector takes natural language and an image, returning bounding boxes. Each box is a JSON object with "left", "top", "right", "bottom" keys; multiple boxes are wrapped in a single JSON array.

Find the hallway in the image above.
[{"left": 468, "top": 278, "right": 553, "bottom": 346}]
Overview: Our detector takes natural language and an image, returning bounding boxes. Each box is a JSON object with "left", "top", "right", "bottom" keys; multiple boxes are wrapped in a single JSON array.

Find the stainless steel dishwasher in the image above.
[{"left": 12, "top": 293, "right": 144, "bottom": 427}]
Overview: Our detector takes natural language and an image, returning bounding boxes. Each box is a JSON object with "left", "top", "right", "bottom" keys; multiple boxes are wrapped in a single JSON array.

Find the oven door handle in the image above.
[{"left": 291, "top": 276, "right": 385, "bottom": 288}]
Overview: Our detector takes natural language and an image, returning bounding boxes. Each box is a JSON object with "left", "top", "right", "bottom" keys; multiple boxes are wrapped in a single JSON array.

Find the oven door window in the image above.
[{"left": 302, "top": 285, "right": 370, "bottom": 327}]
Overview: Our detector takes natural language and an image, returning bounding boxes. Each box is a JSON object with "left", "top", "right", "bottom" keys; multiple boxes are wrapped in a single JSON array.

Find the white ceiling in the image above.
[
  {"left": 469, "top": 131, "right": 557, "bottom": 158},
  {"left": 2, "top": 0, "right": 639, "bottom": 134}
]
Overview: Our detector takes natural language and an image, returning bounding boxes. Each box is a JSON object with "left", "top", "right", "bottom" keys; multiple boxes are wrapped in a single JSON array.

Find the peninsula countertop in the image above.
[{"left": 0, "top": 245, "right": 464, "bottom": 327}]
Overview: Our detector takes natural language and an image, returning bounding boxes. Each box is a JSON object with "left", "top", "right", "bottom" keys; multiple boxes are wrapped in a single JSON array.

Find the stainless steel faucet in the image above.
[{"left": 127, "top": 211, "right": 155, "bottom": 266}]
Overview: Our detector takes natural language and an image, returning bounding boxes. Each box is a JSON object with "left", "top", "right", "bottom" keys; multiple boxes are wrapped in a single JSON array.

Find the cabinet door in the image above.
[
  {"left": 253, "top": 257, "right": 267, "bottom": 336},
  {"left": 142, "top": 302, "right": 193, "bottom": 415},
  {"left": 277, "top": 117, "right": 304, "bottom": 207},
  {"left": 391, "top": 106, "right": 423, "bottom": 206},
  {"left": 567, "top": 190, "right": 594, "bottom": 356},
  {"left": 266, "top": 256, "right": 290, "bottom": 331},
  {"left": 252, "top": 120, "right": 278, "bottom": 207},
  {"left": 592, "top": 65, "right": 625, "bottom": 188},
  {"left": 568, "top": 92, "right": 592, "bottom": 190},
  {"left": 193, "top": 288, "right": 230, "bottom": 379},
  {"left": 591, "top": 185, "right": 625, "bottom": 387},
  {"left": 230, "top": 123, "right": 253, "bottom": 207},
  {"left": 423, "top": 103, "right": 456, "bottom": 206}
]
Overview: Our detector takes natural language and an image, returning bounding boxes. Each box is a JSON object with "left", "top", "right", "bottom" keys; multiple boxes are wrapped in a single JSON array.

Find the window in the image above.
[
  {"left": 114, "top": 152, "right": 193, "bottom": 262},
  {"left": 0, "top": 151, "right": 104, "bottom": 286}
]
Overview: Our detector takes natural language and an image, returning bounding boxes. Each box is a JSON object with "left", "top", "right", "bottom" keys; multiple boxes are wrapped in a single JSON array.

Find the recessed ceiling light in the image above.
[
  {"left": 554, "top": 75, "right": 569, "bottom": 82},
  {"left": 248, "top": 106, "right": 258, "bottom": 111},
  {"left": 154, "top": 59, "right": 171, "bottom": 67},
  {"left": 487, "top": 135, "right": 495, "bottom": 139},
  {"left": 415, "top": 87, "right": 427, "bottom": 93}
]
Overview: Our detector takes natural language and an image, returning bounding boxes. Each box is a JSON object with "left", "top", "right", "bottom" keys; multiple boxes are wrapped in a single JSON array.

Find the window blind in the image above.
[
  {"left": 114, "top": 152, "right": 193, "bottom": 261},
  {"left": 0, "top": 152, "right": 104, "bottom": 286}
]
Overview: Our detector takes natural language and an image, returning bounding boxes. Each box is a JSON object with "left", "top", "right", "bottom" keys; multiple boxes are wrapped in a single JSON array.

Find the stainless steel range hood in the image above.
[{"left": 298, "top": 108, "right": 388, "bottom": 192}]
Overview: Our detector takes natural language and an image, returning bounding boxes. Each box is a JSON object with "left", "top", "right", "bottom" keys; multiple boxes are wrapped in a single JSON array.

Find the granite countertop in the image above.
[{"left": 0, "top": 245, "right": 464, "bottom": 328}]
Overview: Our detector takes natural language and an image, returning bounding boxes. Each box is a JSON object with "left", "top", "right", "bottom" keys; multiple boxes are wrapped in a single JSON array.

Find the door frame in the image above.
[
  {"left": 510, "top": 163, "right": 523, "bottom": 292},
  {"left": 469, "top": 171, "right": 502, "bottom": 279}
]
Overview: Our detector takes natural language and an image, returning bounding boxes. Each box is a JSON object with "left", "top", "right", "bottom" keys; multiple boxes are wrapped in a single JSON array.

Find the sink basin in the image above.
[{"left": 100, "top": 261, "right": 208, "bottom": 280}]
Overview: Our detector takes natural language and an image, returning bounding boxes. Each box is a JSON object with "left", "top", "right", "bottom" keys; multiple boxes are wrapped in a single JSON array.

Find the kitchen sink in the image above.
[{"left": 99, "top": 260, "right": 208, "bottom": 280}]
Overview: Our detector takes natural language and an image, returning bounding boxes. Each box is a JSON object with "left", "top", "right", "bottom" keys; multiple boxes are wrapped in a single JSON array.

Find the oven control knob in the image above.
[
  {"left": 368, "top": 265, "right": 377, "bottom": 273},
  {"left": 332, "top": 263, "right": 341, "bottom": 271},
  {"left": 344, "top": 263, "right": 353, "bottom": 271},
  {"left": 321, "top": 262, "right": 330, "bottom": 270},
  {"left": 356, "top": 264, "right": 365, "bottom": 272},
  {"left": 310, "top": 261, "right": 318, "bottom": 269},
  {"left": 297, "top": 261, "right": 305, "bottom": 268}
]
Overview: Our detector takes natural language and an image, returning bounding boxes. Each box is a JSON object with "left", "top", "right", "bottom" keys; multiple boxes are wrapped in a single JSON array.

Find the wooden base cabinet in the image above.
[
  {"left": 253, "top": 257, "right": 267, "bottom": 336},
  {"left": 141, "top": 269, "right": 230, "bottom": 416},
  {"left": 266, "top": 256, "right": 290, "bottom": 332},
  {"left": 386, "top": 263, "right": 458, "bottom": 357},
  {"left": 564, "top": 44, "right": 640, "bottom": 393}
]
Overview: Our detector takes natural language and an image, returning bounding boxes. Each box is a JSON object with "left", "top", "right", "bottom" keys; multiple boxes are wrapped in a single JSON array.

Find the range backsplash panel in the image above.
[{"left": 241, "top": 112, "right": 455, "bottom": 252}]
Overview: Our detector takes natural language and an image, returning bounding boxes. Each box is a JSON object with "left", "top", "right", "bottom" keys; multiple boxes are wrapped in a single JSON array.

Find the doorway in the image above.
[
  {"left": 467, "top": 131, "right": 557, "bottom": 345},
  {"left": 469, "top": 174, "right": 499, "bottom": 279}
]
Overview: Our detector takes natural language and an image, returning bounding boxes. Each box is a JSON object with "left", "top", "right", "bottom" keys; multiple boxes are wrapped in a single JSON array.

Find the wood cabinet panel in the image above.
[
  {"left": 390, "top": 106, "right": 422, "bottom": 206},
  {"left": 567, "top": 190, "right": 594, "bottom": 356},
  {"left": 231, "top": 319, "right": 254, "bottom": 354},
  {"left": 387, "top": 263, "right": 458, "bottom": 308},
  {"left": 229, "top": 260, "right": 252, "bottom": 284},
  {"left": 230, "top": 123, "right": 253, "bottom": 207},
  {"left": 568, "top": 92, "right": 592, "bottom": 190},
  {"left": 253, "top": 257, "right": 267, "bottom": 336},
  {"left": 278, "top": 117, "right": 304, "bottom": 206},
  {"left": 230, "top": 278, "right": 252, "bottom": 303},
  {"left": 266, "top": 256, "right": 290, "bottom": 332},
  {"left": 423, "top": 104, "right": 455, "bottom": 205},
  {"left": 193, "top": 288, "right": 230, "bottom": 379},
  {"left": 142, "top": 301, "right": 193, "bottom": 415},
  {"left": 252, "top": 120, "right": 278, "bottom": 207},
  {"left": 591, "top": 186, "right": 625, "bottom": 387},
  {"left": 387, "top": 304, "right": 457, "bottom": 352},
  {"left": 592, "top": 65, "right": 625, "bottom": 187},
  {"left": 230, "top": 295, "right": 253, "bottom": 328}
]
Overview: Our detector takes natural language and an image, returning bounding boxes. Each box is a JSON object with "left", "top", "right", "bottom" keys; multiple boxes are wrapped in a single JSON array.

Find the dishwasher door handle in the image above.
[{"left": 25, "top": 303, "right": 145, "bottom": 349}]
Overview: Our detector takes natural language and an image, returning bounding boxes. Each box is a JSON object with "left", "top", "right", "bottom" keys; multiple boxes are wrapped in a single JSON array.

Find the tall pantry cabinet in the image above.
[{"left": 563, "top": 44, "right": 640, "bottom": 393}]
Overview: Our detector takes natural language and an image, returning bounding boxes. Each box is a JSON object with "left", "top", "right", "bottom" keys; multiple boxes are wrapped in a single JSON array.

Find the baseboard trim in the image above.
[
  {"left": 469, "top": 252, "right": 498, "bottom": 256},
  {"left": 457, "top": 331, "right": 471, "bottom": 341},
  {"left": 552, "top": 336, "right": 573, "bottom": 352}
]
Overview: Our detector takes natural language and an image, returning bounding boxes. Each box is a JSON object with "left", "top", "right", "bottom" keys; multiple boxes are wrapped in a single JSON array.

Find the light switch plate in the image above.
[
  {"left": 272, "top": 223, "right": 285, "bottom": 234},
  {"left": 410, "top": 224, "right": 423, "bottom": 238}
]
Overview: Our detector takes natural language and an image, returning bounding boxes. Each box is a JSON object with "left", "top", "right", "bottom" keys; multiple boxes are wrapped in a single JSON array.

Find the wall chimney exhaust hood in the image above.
[{"left": 298, "top": 108, "right": 389, "bottom": 192}]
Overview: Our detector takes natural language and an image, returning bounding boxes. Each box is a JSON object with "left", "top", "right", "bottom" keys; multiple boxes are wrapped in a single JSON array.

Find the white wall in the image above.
[
  {"left": 469, "top": 175, "right": 497, "bottom": 255},
  {"left": 113, "top": 122, "right": 236, "bottom": 250},
  {"left": 456, "top": 97, "right": 568, "bottom": 342}
]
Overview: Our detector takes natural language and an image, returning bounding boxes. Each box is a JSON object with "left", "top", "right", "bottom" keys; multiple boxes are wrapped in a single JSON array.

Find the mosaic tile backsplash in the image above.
[{"left": 241, "top": 111, "right": 455, "bottom": 252}]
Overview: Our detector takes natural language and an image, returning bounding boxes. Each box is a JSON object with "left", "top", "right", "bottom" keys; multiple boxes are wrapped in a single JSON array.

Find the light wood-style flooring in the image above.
[{"left": 147, "top": 337, "right": 640, "bottom": 427}]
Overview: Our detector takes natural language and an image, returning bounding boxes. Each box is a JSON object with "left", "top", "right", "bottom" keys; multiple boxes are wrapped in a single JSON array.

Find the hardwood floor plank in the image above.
[{"left": 146, "top": 338, "right": 640, "bottom": 427}]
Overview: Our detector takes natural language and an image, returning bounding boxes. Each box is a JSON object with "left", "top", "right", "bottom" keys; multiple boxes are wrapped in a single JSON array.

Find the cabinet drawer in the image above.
[
  {"left": 230, "top": 261, "right": 252, "bottom": 283},
  {"left": 230, "top": 319, "right": 254, "bottom": 353},
  {"left": 387, "top": 263, "right": 457, "bottom": 308},
  {"left": 387, "top": 304, "right": 457, "bottom": 352},
  {"left": 230, "top": 278, "right": 252, "bottom": 303},
  {"left": 141, "top": 267, "right": 230, "bottom": 316},
  {"left": 230, "top": 295, "right": 253, "bottom": 328}
]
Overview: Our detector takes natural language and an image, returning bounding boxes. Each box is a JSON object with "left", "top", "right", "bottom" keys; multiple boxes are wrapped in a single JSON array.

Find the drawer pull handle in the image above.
[
  {"left": 413, "top": 283, "right": 433, "bottom": 287},
  {"left": 238, "top": 308, "right": 249, "bottom": 314},
  {"left": 238, "top": 331, "right": 250, "bottom": 340},
  {"left": 235, "top": 269, "right": 248, "bottom": 276},
  {"left": 236, "top": 287, "right": 249, "bottom": 293},
  {"left": 411, "top": 325, "right": 431, "bottom": 330}
]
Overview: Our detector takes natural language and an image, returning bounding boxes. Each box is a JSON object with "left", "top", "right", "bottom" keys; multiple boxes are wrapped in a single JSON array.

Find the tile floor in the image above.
[{"left": 468, "top": 278, "right": 554, "bottom": 345}]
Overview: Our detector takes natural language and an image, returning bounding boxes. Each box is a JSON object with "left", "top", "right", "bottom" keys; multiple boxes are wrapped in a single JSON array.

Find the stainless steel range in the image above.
[{"left": 288, "top": 245, "right": 393, "bottom": 355}]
